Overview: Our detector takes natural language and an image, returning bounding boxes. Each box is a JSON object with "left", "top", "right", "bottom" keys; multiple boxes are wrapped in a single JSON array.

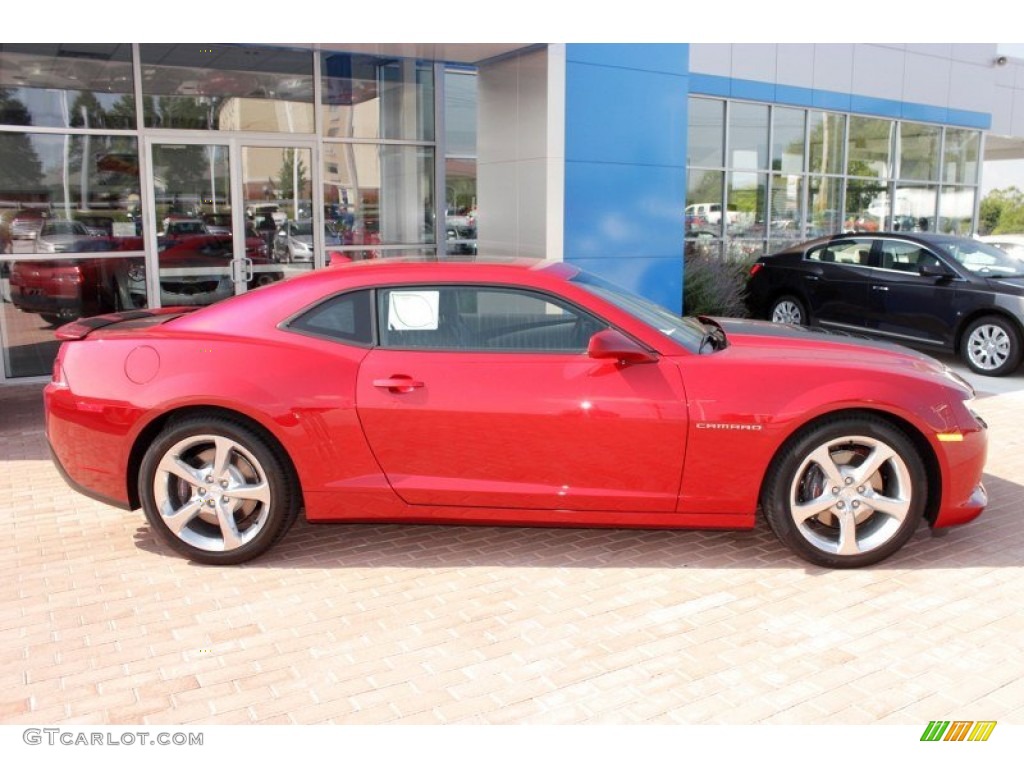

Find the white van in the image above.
[{"left": 685, "top": 202, "right": 738, "bottom": 226}]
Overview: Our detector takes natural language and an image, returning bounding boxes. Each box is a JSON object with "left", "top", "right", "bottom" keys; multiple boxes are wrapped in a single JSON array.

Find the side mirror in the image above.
[
  {"left": 919, "top": 261, "right": 954, "bottom": 279},
  {"left": 587, "top": 328, "right": 657, "bottom": 364}
]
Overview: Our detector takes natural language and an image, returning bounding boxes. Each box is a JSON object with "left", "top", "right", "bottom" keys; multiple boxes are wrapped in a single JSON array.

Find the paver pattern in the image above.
[{"left": 2, "top": 381, "right": 1023, "bottom": 724}]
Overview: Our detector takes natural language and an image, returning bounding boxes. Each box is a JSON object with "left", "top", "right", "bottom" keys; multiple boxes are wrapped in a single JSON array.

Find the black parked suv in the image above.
[{"left": 745, "top": 232, "right": 1024, "bottom": 376}]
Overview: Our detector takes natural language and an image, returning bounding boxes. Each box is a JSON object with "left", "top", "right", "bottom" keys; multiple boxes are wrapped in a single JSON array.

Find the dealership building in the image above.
[{"left": 2, "top": 42, "right": 1024, "bottom": 383}]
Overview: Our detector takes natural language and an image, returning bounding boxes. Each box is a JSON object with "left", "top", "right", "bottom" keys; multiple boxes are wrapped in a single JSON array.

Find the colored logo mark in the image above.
[{"left": 921, "top": 721, "right": 997, "bottom": 742}]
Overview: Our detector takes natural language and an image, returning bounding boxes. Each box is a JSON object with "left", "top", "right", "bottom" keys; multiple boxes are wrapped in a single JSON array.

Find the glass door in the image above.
[
  {"left": 144, "top": 139, "right": 314, "bottom": 310},
  {"left": 241, "top": 144, "right": 315, "bottom": 286},
  {"left": 145, "top": 140, "right": 237, "bottom": 310}
]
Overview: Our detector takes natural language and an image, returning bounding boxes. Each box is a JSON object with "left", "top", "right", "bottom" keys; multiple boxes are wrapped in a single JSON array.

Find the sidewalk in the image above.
[{"left": 1, "top": 381, "right": 1023, "bottom": 725}]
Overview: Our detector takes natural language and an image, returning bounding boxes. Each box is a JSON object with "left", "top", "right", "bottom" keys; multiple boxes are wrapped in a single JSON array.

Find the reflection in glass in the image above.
[
  {"left": 808, "top": 176, "right": 842, "bottom": 237},
  {"left": 321, "top": 52, "right": 434, "bottom": 141},
  {"left": 772, "top": 107, "right": 805, "bottom": 174},
  {"left": 445, "top": 70, "right": 476, "bottom": 155},
  {"left": 0, "top": 133, "right": 142, "bottom": 255},
  {"left": 845, "top": 178, "right": 888, "bottom": 232},
  {"left": 898, "top": 122, "right": 940, "bottom": 182},
  {"left": 688, "top": 97, "right": 724, "bottom": 168},
  {"left": 938, "top": 186, "right": 975, "bottom": 235},
  {"left": 808, "top": 111, "right": 845, "bottom": 175},
  {"left": 728, "top": 102, "right": 769, "bottom": 171},
  {"left": 2, "top": 255, "right": 145, "bottom": 377},
  {"left": 140, "top": 44, "right": 313, "bottom": 133},
  {"left": 847, "top": 116, "right": 893, "bottom": 179},
  {"left": 943, "top": 128, "right": 981, "bottom": 185},
  {"left": 445, "top": 159, "right": 477, "bottom": 258},
  {"left": 726, "top": 171, "right": 767, "bottom": 238},
  {"left": 686, "top": 169, "right": 724, "bottom": 235},
  {"left": 242, "top": 145, "right": 312, "bottom": 280},
  {"left": 326, "top": 247, "right": 436, "bottom": 265},
  {"left": 321, "top": 144, "right": 435, "bottom": 247},
  {"left": 890, "top": 184, "right": 938, "bottom": 233},
  {"left": 769, "top": 173, "right": 804, "bottom": 239},
  {"left": 0, "top": 44, "right": 135, "bottom": 129}
]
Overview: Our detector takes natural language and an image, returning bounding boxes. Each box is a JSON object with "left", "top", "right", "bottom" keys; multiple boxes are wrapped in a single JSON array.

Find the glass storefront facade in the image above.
[
  {"left": 686, "top": 95, "right": 982, "bottom": 260},
  {"left": 0, "top": 44, "right": 478, "bottom": 380},
  {"left": 0, "top": 45, "right": 992, "bottom": 381}
]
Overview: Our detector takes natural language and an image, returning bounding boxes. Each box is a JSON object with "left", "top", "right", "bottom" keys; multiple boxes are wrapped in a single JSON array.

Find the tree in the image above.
[
  {"left": 277, "top": 149, "right": 309, "bottom": 202},
  {"left": 979, "top": 187, "right": 1024, "bottom": 235},
  {"left": 0, "top": 90, "right": 45, "bottom": 195}
]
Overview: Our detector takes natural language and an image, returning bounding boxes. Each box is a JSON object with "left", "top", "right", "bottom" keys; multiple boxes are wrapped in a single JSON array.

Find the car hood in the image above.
[
  {"left": 707, "top": 316, "right": 960, "bottom": 381},
  {"left": 986, "top": 276, "right": 1024, "bottom": 294}
]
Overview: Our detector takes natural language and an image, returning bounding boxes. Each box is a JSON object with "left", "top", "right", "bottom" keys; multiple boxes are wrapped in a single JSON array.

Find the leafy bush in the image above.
[{"left": 683, "top": 250, "right": 756, "bottom": 318}]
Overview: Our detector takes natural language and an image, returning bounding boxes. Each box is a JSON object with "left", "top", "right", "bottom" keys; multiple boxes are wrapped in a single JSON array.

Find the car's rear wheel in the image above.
[
  {"left": 762, "top": 416, "right": 926, "bottom": 568},
  {"left": 961, "top": 315, "right": 1022, "bottom": 376},
  {"left": 769, "top": 295, "right": 807, "bottom": 325},
  {"left": 139, "top": 416, "right": 299, "bottom": 564}
]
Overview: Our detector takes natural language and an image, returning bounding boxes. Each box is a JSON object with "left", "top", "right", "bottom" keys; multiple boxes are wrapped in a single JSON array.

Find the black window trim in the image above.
[{"left": 372, "top": 281, "right": 621, "bottom": 355}]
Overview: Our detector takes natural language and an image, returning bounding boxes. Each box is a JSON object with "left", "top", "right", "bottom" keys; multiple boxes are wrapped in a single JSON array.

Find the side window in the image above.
[
  {"left": 879, "top": 242, "right": 935, "bottom": 273},
  {"left": 806, "top": 240, "right": 872, "bottom": 266},
  {"left": 377, "top": 286, "right": 606, "bottom": 352},
  {"left": 288, "top": 289, "right": 373, "bottom": 345}
]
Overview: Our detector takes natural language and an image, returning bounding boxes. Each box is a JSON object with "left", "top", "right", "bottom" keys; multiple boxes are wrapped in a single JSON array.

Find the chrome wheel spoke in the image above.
[
  {"left": 807, "top": 444, "right": 845, "bottom": 488},
  {"left": 211, "top": 436, "right": 235, "bottom": 481},
  {"left": 836, "top": 514, "right": 861, "bottom": 556},
  {"left": 793, "top": 494, "right": 836, "bottom": 523},
  {"left": 850, "top": 443, "right": 896, "bottom": 486},
  {"left": 229, "top": 480, "right": 271, "bottom": 505},
  {"left": 163, "top": 497, "right": 205, "bottom": 535},
  {"left": 158, "top": 454, "right": 203, "bottom": 487},
  {"left": 215, "top": 503, "right": 244, "bottom": 549},
  {"left": 863, "top": 492, "right": 910, "bottom": 522}
]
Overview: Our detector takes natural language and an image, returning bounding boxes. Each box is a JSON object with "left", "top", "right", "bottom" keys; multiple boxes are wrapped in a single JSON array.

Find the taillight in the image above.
[{"left": 749, "top": 262, "right": 764, "bottom": 277}]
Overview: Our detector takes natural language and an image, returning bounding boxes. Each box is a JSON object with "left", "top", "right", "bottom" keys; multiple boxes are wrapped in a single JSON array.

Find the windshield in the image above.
[
  {"left": 571, "top": 270, "right": 707, "bottom": 352},
  {"left": 939, "top": 240, "right": 1024, "bottom": 277}
]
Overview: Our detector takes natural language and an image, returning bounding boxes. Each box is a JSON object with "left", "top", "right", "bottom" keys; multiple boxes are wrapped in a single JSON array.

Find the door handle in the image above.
[
  {"left": 804, "top": 274, "right": 820, "bottom": 281},
  {"left": 373, "top": 376, "right": 425, "bottom": 393},
  {"left": 872, "top": 285, "right": 889, "bottom": 291}
]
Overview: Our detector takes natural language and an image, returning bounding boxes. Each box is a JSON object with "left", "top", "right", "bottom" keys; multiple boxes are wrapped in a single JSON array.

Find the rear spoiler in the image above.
[{"left": 55, "top": 307, "right": 199, "bottom": 340}]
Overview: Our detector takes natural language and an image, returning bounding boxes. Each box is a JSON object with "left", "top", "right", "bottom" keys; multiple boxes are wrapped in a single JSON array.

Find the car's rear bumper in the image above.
[{"left": 44, "top": 382, "right": 134, "bottom": 509}]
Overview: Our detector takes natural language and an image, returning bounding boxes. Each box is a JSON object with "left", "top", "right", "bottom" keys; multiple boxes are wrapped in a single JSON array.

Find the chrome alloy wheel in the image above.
[
  {"left": 788, "top": 435, "right": 913, "bottom": 557},
  {"left": 153, "top": 434, "right": 272, "bottom": 553},
  {"left": 771, "top": 299, "right": 803, "bottom": 324},
  {"left": 966, "top": 322, "right": 1012, "bottom": 372}
]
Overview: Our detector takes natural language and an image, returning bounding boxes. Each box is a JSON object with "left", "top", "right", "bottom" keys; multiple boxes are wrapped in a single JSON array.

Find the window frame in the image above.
[{"left": 372, "top": 283, "right": 611, "bottom": 355}]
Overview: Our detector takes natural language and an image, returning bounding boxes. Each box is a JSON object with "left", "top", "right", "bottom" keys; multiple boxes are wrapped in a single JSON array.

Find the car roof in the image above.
[{"left": 775, "top": 231, "right": 978, "bottom": 254}]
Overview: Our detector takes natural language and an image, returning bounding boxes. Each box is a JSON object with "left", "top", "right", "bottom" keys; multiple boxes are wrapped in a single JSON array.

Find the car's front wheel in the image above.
[
  {"left": 769, "top": 295, "right": 807, "bottom": 325},
  {"left": 139, "top": 416, "right": 299, "bottom": 564},
  {"left": 961, "top": 315, "right": 1022, "bottom": 377},
  {"left": 762, "top": 416, "right": 927, "bottom": 568}
]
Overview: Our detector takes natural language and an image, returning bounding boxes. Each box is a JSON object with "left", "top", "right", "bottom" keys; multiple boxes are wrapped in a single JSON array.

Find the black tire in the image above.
[
  {"left": 138, "top": 416, "right": 299, "bottom": 565},
  {"left": 761, "top": 415, "right": 927, "bottom": 568},
  {"left": 769, "top": 294, "right": 807, "bottom": 325},
  {"left": 960, "top": 315, "right": 1022, "bottom": 377}
]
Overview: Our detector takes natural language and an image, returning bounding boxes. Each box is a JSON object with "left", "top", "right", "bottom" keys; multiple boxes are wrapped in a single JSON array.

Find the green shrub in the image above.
[{"left": 683, "top": 250, "right": 756, "bottom": 318}]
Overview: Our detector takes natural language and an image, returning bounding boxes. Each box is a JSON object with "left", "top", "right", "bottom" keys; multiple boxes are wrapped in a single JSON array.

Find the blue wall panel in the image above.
[
  {"left": 690, "top": 74, "right": 991, "bottom": 129},
  {"left": 569, "top": 256, "right": 684, "bottom": 313},
  {"left": 564, "top": 44, "right": 689, "bottom": 314}
]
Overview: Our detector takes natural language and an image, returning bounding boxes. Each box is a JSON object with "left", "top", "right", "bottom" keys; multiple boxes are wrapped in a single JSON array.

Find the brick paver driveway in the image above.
[{"left": 2, "top": 381, "right": 1023, "bottom": 725}]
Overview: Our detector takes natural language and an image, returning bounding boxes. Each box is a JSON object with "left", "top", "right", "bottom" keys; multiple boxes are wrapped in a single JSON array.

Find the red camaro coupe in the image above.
[{"left": 44, "top": 259, "right": 988, "bottom": 568}]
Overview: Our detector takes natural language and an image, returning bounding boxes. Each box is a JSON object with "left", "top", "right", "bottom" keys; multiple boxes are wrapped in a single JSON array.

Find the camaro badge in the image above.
[{"left": 695, "top": 423, "right": 763, "bottom": 431}]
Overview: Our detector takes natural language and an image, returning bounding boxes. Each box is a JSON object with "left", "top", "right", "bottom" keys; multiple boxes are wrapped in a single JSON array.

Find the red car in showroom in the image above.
[{"left": 44, "top": 259, "right": 988, "bottom": 568}]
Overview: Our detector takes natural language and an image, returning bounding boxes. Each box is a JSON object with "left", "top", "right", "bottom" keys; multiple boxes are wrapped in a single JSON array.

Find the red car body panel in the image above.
[{"left": 44, "top": 259, "right": 987, "bottom": 544}]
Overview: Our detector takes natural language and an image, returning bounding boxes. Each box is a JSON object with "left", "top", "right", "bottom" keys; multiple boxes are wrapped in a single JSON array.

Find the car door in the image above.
[
  {"left": 867, "top": 239, "right": 962, "bottom": 348},
  {"left": 798, "top": 238, "right": 878, "bottom": 329},
  {"left": 355, "top": 284, "right": 689, "bottom": 512}
]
